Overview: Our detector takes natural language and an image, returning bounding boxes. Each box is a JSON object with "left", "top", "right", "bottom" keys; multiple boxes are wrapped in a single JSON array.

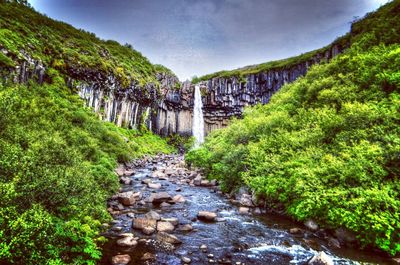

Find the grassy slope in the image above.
[
  {"left": 187, "top": 0, "right": 400, "bottom": 255},
  {"left": 0, "top": 2, "right": 175, "bottom": 86},
  {"left": 192, "top": 35, "right": 348, "bottom": 83},
  {"left": 0, "top": 2, "right": 176, "bottom": 264}
]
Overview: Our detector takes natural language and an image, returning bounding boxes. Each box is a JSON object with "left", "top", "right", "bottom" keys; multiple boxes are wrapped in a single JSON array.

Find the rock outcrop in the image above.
[{"left": 1, "top": 41, "right": 345, "bottom": 137}]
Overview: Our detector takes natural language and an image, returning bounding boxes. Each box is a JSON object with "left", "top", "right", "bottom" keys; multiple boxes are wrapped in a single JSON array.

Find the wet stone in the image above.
[{"left": 111, "top": 254, "right": 131, "bottom": 265}]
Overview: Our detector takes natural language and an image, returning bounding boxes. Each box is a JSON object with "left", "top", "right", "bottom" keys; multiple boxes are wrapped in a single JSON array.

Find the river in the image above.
[{"left": 101, "top": 155, "right": 394, "bottom": 265}]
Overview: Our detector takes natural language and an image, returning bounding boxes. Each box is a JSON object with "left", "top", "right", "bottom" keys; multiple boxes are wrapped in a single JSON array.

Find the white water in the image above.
[{"left": 192, "top": 85, "right": 205, "bottom": 148}]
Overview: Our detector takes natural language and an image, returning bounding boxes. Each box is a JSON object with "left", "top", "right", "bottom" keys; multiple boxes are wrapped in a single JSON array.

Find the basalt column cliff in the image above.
[{"left": 1, "top": 35, "right": 345, "bottom": 137}]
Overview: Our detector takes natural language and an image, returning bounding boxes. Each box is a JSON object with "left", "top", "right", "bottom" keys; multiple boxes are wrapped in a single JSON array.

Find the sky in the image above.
[{"left": 28, "top": 0, "right": 390, "bottom": 80}]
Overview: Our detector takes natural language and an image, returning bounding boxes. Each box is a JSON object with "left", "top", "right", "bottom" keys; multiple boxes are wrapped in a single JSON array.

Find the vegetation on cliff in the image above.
[
  {"left": 0, "top": 2, "right": 176, "bottom": 87},
  {"left": 0, "top": 75, "right": 174, "bottom": 264},
  {"left": 187, "top": 0, "right": 400, "bottom": 255},
  {"left": 0, "top": 2, "right": 176, "bottom": 264}
]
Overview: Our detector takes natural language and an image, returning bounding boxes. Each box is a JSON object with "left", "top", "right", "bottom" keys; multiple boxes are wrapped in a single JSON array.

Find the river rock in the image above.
[
  {"left": 118, "top": 191, "right": 141, "bottom": 206},
  {"left": 148, "top": 192, "right": 172, "bottom": 203},
  {"left": 141, "top": 252, "right": 156, "bottom": 261},
  {"left": 119, "top": 176, "right": 132, "bottom": 185},
  {"left": 197, "top": 211, "right": 217, "bottom": 221},
  {"left": 112, "top": 254, "right": 131, "bottom": 265},
  {"left": 240, "top": 194, "right": 254, "bottom": 207},
  {"left": 334, "top": 228, "right": 357, "bottom": 244},
  {"left": 308, "top": 251, "right": 333, "bottom": 265},
  {"left": 156, "top": 232, "right": 182, "bottom": 244},
  {"left": 161, "top": 217, "right": 179, "bottom": 226},
  {"left": 200, "top": 180, "right": 212, "bottom": 187},
  {"left": 193, "top": 175, "right": 202, "bottom": 186},
  {"left": 144, "top": 210, "right": 161, "bottom": 220},
  {"left": 199, "top": 244, "right": 208, "bottom": 252},
  {"left": 328, "top": 237, "right": 341, "bottom": 248},
  {"left": 178, "top": 224, "right": 193, "bottom": 232},
  {"left": 160, "top": 202, "right": 171, "bottom": 207},
  {"left": 172, "top": 194, "right": 186, "bottom": 203},
  {"left": 148, "top": 182, "right": 161, "bottom": 189},
  {"left": 157, "top": 221, "right": 175, "bottom": 232},
  {"left": 132, "top": 218, "right": 157, "bottom": 230},
  {"left": 116, "top": 235, "right": 138, "bottom": 247},
  {"left": 289, "top": 228, "right": 303, "bottom": 235},
  {"left": 142, "top": 226, "right": 156, "bottom": 235},
  {"left": 142, "top": 178, "right": 152, "bottom": 184},
  {"left": 181, "top": 256, "right": 191, "bottom": 263},
  {"left": 164, "top": 167, "right": 175, "bottom": 176},
  {"left": 238, "top": 207, "right": 250, "bottom": 215},
  {"left": 115, "top": 166, "right": 125, "bottom": 176},
  {"left": 304, "top": 219, "right": 319, "bottom": 231},
  {"left": 152, "top": 170, "right": 166, "bottom": 179}
]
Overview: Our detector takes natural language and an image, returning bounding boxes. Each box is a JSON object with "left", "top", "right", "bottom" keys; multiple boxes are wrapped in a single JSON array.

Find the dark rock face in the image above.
[
  {"left": 1, "top": 43, "right": 344, "bottom": 136},
  {"left": 197, "top": 44, "right": 343, "bottom": 134}
]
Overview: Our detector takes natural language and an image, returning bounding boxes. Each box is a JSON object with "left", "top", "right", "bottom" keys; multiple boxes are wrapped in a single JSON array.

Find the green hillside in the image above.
[
  {"left": 187, "top": 0, "right": 400, "bottom": 255},
  {"left": 0, "top": 2, "right": 175, "bottom": 264},
  {"left": 192, "top": 0, "right": 400, "bottom": 83},
  {"left": 0, "top": 1, "right": 174, "bottom": 86}
]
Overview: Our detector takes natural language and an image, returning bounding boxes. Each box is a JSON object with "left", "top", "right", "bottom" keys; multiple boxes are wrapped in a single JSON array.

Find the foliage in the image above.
[
  {"left": 187, "top": 0, "right": 400, "bottom": 255},
  {"left": 192, "top": 0, "right": 400, "bottom": 83},
  {"left": 0, "top": 81, "right": 174, "bottom": 264},
  {"left": 0, "top": 2, "right": 175, "bottom": 87}
]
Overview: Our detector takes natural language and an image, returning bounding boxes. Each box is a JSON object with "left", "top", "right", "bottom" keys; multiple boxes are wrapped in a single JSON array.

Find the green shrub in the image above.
[
  {"left": 0, "top": 83, "right": 174, "bottom": 264},
  {"left": 187, "top": 23, "right": 400, "bottom": 255}
]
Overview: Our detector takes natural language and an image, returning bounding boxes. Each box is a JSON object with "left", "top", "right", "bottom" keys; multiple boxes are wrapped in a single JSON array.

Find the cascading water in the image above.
[{"left": 192, "top": 85, "right": 205, "bottom": 148}]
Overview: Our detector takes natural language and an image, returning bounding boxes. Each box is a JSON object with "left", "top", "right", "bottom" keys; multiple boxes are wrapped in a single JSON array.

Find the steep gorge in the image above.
[{"left": 0, "top": 2, "right": 348, "bottom": 138}]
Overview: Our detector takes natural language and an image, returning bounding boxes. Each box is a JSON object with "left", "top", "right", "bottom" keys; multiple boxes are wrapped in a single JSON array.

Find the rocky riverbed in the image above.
[{"left": 101, "top": 155, "right": 395, "bottom": 265}]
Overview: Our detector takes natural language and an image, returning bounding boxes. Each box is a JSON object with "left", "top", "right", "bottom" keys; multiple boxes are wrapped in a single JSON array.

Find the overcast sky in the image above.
[{"left": 28, "top": 0, "right": 390, "bottom": 80}]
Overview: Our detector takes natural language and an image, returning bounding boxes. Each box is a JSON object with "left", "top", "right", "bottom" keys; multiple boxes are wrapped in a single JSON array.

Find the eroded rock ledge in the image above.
[{"left": 1, "top": 42, "right": 345, "bottom": 136}]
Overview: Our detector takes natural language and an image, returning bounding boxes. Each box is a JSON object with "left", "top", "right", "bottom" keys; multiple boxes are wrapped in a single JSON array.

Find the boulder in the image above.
[
  {"left": 200, "top": 180, "right": 212, "bottom": 187},
  {"left": 119, "top": 176, "right": 132, "bottom": 185},
  {"left": 132, "top": 218, "right": 157, "bottom": 230},
  {"left": 304, "top": 219, "right": 319, "bottom": 231},
  {"left": 141, "top": 252, "right": 156, "bottom": 261},
  {"left": 148, "top": 192, "right": 172, "bottom": 203},
  {"left": 161, "top": 217, "right": 179, "bottom": 226},
  {"left": 178, "top": 224, "right": 193, "bottom": 232},
  {"left": 144, "top": 210, "right": 161, "bottom": 221},
  {"left": 172, "top": 194, "right": 186, "bottom": 203},
  {"left": 193, "top": 175, "right": 202, "bottom": 186},
  {"left": 115, "top": 165, "right": 126, "bottom": 177},
  {"left": 308, "top": 251, "right": 333, "bottom": 265},
  {"left": 116, "top": 236, "right": 138, "bottom": 247},
  {"left": 111, "top": 254, "right": 131, "bottom": 265},
  {"left": 197, "top": 211, "right": 217, "bottom": 221},
  {"left": 141, "top": 178, "right": 152, "bottom": 184},
  {"left": 181, "top": 256, "right": 191, "bottom": 264},
  {"left": 157, "top": 221, "right": 175, "bottom": 232},
  {"left": 148, "top": 182, "right": 162, "bottom": 189},
  {"left": 156, "top": 232, "right": 182, "bottom": 244},
  {"left": 238, "top": 207, "right": 250, "bottom": 215},
  {"left": 118, "top": 191, "right": 141, "bottom": 206},
  {"left": 289, "top": 228, "right": 303, "bottom": 235},
  {"left": 142, "top": 226, "right": 156, "bottom": 235},
  {"left": 164, "top": 168, "right": 175, "bottom": 176},
  {"left": 239, "top": 194, "right": 254, "bottom": 207},
  {"left": 152, "top": 171, "right": 167, "bottom": 179},
  {"left": 334, "top": 228, "right": 357, "bottom": 244}
]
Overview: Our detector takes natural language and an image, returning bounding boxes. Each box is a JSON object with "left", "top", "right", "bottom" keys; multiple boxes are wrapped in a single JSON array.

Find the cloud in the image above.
[{"left": 29, "top": 0, "right": 385, "bottom": 80}]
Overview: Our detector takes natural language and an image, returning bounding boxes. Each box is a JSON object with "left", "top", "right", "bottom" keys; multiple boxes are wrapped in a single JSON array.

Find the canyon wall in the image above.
[
  {"left": 197, "top": 44, "right": 344, "bottom": 133},
  {"left": 1, "top": 42, "right": 345, "bottom": 137}
]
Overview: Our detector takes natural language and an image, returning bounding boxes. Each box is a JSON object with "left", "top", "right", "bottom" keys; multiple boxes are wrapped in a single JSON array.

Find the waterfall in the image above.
[{"left": 192, "top": 85, "right": 205, "bottom": 148}]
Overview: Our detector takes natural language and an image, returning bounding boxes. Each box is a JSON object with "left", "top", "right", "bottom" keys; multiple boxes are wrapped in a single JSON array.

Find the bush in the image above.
[
  {"left": 187, "top": 42, "right": 400, "bottom": 254},
  {"left": 0, "top": 83, "right": 174, "bottom": 264}
]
